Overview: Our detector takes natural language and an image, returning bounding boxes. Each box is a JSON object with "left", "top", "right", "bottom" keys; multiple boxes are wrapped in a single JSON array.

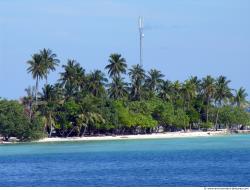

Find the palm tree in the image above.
[
  {"left": 201, "top": 75, "right": 216, "bottom": 122},
  {"left": 171, "top": 80, "right": 182, "bottom": 104},
  {"left": 158, "top": 80, "right": 172, "bottom": 101},
  {"left": 105, "top": 53, "right": 127, "bottom": 78},
  {"left": 181, "top": 80, "right": 197, "bottom": 110},
  {"left": 59, "top": 59, "right": 85, "bottom": 97},
  {"left": 145, "top": 69, "right": 164, "bottom": 94},
  {"left": 22, "top": 86, "right": 36, "bottom": 120},
  {"left": 214, "top": 76, "right": 232, "bottom": 130},
  {"left": 27, "top": 53, "right": 46, "bottom": 103},
  {"left": 87, "top": 70, "right": 108, "bottom": 97},
  {"left": 128, "top": 64, "right": 146, "bottom": 100},
  {"left": 108, "top": 77, "right": 128, "bottom": 99},
  {"left": 77, "top": 107, "right": 105, "bottom": 137},
  {"left": 234, "top": 87, "right": 248, "bottom": 108},
  {"left": 39, "top": 84, "right": 58, "bottom": 137},
  {"left": 40, "top": 48, "right": 60, "bottom": 84},
  {"left": 71, "top": 96, "right": 105, "bottom": 136},
  {"left": 189, "top": 76, "right": 201, "bottom": 94}
]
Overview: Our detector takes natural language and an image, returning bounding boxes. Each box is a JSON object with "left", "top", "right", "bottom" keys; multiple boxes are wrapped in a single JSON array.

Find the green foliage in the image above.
[
  {"left": 172, "top": 109, "right": 190, "bottom": 130},
  {"left": 186, "top": 107, "right": 200, "bottom": 124},
  {"left": 114, "top": 101, "right": 133, "bottom": 128},
  {"left": 0, "top": 100, "right": 44, "bottom": 141},
  {"left": 200, "top": 122, "right": 213, "bottom": 129},
  {"left": 132, "top": 113, "right": 157, "bottom": 129},
  {"left": 5, "top": 50, "right": 247, "bottom": 139},
  {"left": 152, "top": 103, "right": 175, "bottom": 127},
  {"left": 219, "top": 106, "right": 250, "bottom": 127}
]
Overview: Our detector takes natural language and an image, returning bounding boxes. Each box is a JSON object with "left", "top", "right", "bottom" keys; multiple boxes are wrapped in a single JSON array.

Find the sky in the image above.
[{"left": 0, "top": 0, "right": 249, "bottom": 100}]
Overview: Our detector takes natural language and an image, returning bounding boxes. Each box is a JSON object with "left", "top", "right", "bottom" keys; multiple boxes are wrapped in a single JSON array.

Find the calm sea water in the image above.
[{"left": 0, "top": 135, "right": 250, "bottom": 186}]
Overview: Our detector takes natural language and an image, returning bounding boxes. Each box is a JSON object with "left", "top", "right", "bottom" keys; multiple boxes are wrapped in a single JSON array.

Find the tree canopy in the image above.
[{"left": 0, "top": 49, "right": 249, "bottom": 141}]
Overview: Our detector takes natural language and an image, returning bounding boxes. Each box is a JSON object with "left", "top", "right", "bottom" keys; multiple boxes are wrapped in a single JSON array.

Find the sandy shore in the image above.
[{"left": 36, "top": 130, "right": 229, "bottom": 143}]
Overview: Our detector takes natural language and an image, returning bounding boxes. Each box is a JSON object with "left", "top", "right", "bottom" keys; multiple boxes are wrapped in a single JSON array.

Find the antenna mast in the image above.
[{"left": 139, "top": 16, "right": 144, "bottom": 67}]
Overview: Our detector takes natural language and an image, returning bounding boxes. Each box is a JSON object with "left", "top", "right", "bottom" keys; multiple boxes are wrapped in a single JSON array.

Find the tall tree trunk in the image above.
[
  {"left": 206, "top": 104, "right": 209, "bottom": 122},
  {"left": 45, "top": 75, "right": 48, "bottom": 86},
  {"left": 49, "top": 114, "right": 53, "bottom": 137},
  {"left": 82, "top": 125, "right": 87, "bottom": 137},
  {"left": 29, "top": 102, "right": 32, "bottom": 121},
  {"left": 215, "top": 108, "right": 220, "bottom": 131},
  {"left": 66, "top": 126, "right": 77, "bottom": 137},
  {"left": 35, "top": 76, "right": 38, "bottom": 105}
]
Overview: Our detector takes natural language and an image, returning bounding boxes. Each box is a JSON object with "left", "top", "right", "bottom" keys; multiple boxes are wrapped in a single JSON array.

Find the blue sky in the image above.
[{"left": 0, "top": 0, "right": 249, "bottom": 100}]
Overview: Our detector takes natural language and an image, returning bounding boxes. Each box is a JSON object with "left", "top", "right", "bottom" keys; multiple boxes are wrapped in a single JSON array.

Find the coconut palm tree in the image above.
[
  {"left": 128, "top": 64, "right": 146, "bottom": 100},
  {"left": 234, "top": 87, "right": 248, "bottom": 108},
  {"left": 38, "top": 84, "right": 58, "bottom": 137},
  {"left": 108, "top": 77, "right": 128, "bottom": 99},
  {"left": 145, "top": 69, "right": 164, "bottom": 94},
  {"left": 87, "top": 70, "right": 108, "bottom": 97},
  {"left": 171, "top": 80, "right": 182, "bottom": 104},
  {"left": 40, "top": 48, "right": 60, "bottom": 84},
  {"left": 22, "top": 86, "right": 36, "bottom": 120},
  {"left": 105, "top": 53, "right": 127, "bottom": 78},
  {"left": 59, "top": 59, "right": 85, "bottom": 97},
  {"left": 201, "top": 75, "right": 216, "bottom": 122},
  {"left": 189, "top": 76, "right": 201, "bottom": 94},
  {"left": 158, "top": 80, "right": 172, "bottom": 102},
  {"left": 214, "top": 76, "right": 232, "bottom": 130},
  {"left": 181, "top": 80, "right": 197, "bottom": 110},
  {"left": 27, "top": 53, "right": 46, "bottom": 103}
]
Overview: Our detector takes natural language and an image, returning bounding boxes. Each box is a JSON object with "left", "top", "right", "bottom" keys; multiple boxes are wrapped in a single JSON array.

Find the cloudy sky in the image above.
[{"left": 0, "top": 0, "right": 249, "bottom": 99}]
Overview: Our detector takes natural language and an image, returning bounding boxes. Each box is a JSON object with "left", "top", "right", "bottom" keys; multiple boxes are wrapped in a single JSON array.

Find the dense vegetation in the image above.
[{"left": 0, "top": 48, "right": 249, "bottom": 141}]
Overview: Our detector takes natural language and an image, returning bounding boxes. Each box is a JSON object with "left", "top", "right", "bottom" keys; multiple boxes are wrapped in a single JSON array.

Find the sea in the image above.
[{"left": 0, "top": 134, "right": 250, "bottom": 186}]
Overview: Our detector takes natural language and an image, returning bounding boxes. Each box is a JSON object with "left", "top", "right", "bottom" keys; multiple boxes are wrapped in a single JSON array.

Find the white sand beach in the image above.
[{"left": 36, "top": 130, "right": 229, "bottom": 143}]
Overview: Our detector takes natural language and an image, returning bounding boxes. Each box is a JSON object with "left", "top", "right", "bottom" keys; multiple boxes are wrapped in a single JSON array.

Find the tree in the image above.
[
  {"left": 173, "top": 109, "right": 190, "bottom": 131},
  {"left": 38, "top": 84, "right": 58, "bottom": 137},
  {"left": 158, "top": 80, "right": 172, "bottom": 102},
  {"left": 87, "top": 70, "right": 108, "bottom": 97},
  {"left": 77, "top": 96, "right": 105, "bottom": 136},
  {"left": 145, "top": 69, "right": 164, "bottom": 95},
  {"left": 234, "top": 87, "right": 248, "bottom": 108},
  {"left": 201, "top": 75, "right": 216, "bottom": 122},
  {"left": 27, "top": 53, "right": 46, "bottom": 103},
  {"left": 189, "top": 76, "right": 201, "bottom": 94},
  {"left": 214, "top": 76, "right": 232, "bottom": 130},
  {"left": 59, "top": 59, "right": 85, "bottom": 98},
  {"left": 181, "top": 80, "right": 197, "bottom": 110},
  {"left": 105, "top": 53, "right": 127, "bottom": 78},
  {"left": 128, "top": 64, "right": 146, "bottom": 100},
  {"left": 22, "top": 86, "right": 36, "bottom": 120},
  {"left": 170, "top": 80, "right": 184, "bottom": 107},
  {"left": 152, "top": 103, "right": 175, "bottom": 131},
  {"left": 108, "top": 77, "right": 128, "bottom": 99},
  {"left": 219, "top": 106, "right": 250, "bottom": 129},
  {"left": 0, "top": 99, "right": 43, "bottom": 141},
  {"left": 40, "top": 48, "right": 60, "bottom": 84}
]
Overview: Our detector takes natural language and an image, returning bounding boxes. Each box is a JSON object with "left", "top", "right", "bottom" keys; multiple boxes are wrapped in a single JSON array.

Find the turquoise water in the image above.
[{"left": 0, "top": 135, "right": 250, "bottom": 186}]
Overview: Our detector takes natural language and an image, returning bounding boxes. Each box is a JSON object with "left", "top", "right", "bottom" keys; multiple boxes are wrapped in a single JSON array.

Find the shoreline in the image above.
[{"left": 35, "top": 130, "right": 230, "bottom": 143}]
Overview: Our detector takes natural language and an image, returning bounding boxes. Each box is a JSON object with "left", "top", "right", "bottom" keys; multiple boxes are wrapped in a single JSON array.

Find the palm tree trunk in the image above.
[
  {"left": 35, "top": 76, "right": 38, "bottom": 105},
  {"left": 29, "top": 102, "right": 32, "bottom": 120},
  {"left": 206, "top": 104, "right": 209, "bottom": 122},
  {"left": 215, "top": 108, "right": 220, "bottom": 131},
  {"left": 49, "top": 114, "right": 53, "bottom": 137},
  {"left": 66, "top": 126, "right": 77, "bottom": 137},
  {"left": 82, "top": 125, "right": 87, "bottom": 137}
]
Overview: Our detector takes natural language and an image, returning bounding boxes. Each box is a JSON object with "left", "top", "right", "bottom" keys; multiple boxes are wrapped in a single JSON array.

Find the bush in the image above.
[
  {"left": 0, "top": 99, "right": 44, "bottom": 141},
  {"left": 200, "top": 122, "right": 213, "bottom": 130}
]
